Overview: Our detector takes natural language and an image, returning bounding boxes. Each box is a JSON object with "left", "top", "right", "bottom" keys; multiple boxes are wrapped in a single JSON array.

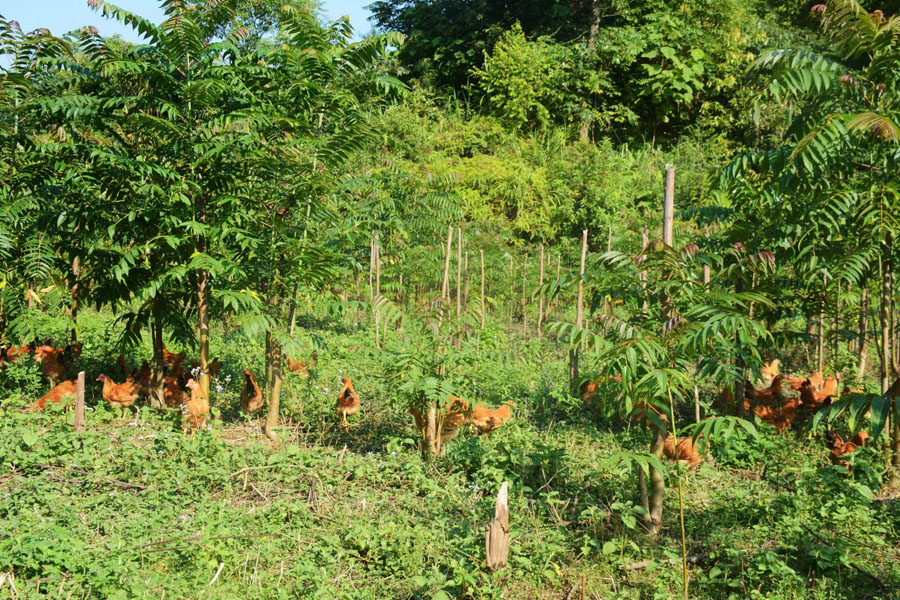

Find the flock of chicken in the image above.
[
  {"left": 580, "top": 359, "right": 874, "bottom": 470},
  {"left": 1, "top": 339, "right": 515, "bottom": 442}
]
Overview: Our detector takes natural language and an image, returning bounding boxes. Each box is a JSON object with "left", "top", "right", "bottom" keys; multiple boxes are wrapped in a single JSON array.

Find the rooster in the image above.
[
  {"left": 97, "top": 373, "right": 140, "bottom": 418},
  {"left": 240, "top": 370, "right": 264, "bottom": 414},
  {"left": 29, "top": 380, "right": 78, "bottom": 411},
  {"left": 181, "top": 378, "right": 209, "bottom": 434},
  {"left": 826, "top": 430, "right": 869, "bottom": 468},
  {"left": 336, "top": 377, "right": 361, "bottom": 430},
  {"left": 470, "top": 402, "right": 514, "bottom": 435}
]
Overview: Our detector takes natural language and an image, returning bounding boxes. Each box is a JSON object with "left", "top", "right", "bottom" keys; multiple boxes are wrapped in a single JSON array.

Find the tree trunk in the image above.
[
  {"left": 264, "top": 329, "right": 284, "bottom": 442},
  {"left": 881, "top": 236, "right": 892, "bottom": 395},
  {"left": 149, "top": 312, "right": 165, "bottom": 409},
  {"left": 818, "top": 278, "right": 826, "bottom": 375},
  {"left": 857, "top": 284, "right": 869, "bottom": 383},
  {"left": 642, "top": 427, "right": 667, "bottom": 535},
  {"left": 644, "top": 165, "right": 675, "bottom": 535},
  {"left": 423, "top": 403, "right": 439, "bottom": 460},
  {"left": 197, "top": 267, "right": 211, "bottom": 398},
  {"left": 70, "top": 256, "right": 79, "bottom": 342}
]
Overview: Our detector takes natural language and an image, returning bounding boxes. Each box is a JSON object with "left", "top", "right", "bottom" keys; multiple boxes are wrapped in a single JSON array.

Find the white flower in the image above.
[
  {"left": 225, "top": 375, "right": 232, "bottom": 383},
  {"left": 128, "top": 422, "right": 137, "bottom": 427},
  {"left": 391, "top": 451, "right": 397, "bottom": 456},
  {"left": 216, "top": 385, "right": 224, "bottom": 393}
]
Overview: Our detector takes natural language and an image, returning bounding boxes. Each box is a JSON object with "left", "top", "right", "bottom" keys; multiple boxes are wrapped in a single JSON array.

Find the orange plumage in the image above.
[
  {"left": 33, "top": 345, "right": 67, "bottom": 386},
  {"left": 97, "top": 373, "right": 139, "bottom": 417},
  {"left": 337, "top": 377, "right": 361, "bottom": 430},
  {"left": 663, "top": 435, "right": 705, "bottom": 469},
  {"left": 30, "top": 380, "right": 78, "bottom": 412},
  {"left": 287, "top": 358, "right": 309, "bottom": 377},
  {"left": 470, "top": 402, "right": 514, "bottom": 435},
  {"left": 826, "top": 430, "right": 868, "bottom": 468},
  {"left": 181, "top": 378, "right": 209, "bottom": 434}
]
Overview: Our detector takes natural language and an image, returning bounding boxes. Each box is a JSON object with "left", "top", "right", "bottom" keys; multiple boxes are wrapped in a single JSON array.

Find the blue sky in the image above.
[{"left": 4, "top": 0, "right": 375, "bottom": 42}]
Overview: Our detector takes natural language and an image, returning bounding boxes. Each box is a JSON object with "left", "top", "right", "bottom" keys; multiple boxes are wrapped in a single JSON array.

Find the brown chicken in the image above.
[
  {"left": 409, "top": 397, "right": 470, "bottom": 450},
  {"left": 33, "top": 345, "right": 67, "bottom": 386},
  {"left": 97, "top": 373, "right": 140, "bottom": 418},
  {"left": 757, "top": 359, "right": 780, "bottom": 386},
  {"left": 743, "top": 374, "right": 788, "bottom": 410},
  {"left": 826, "top": 430, "right": 869, "bottom": 468},
  {"left": 287, "top": 358, "right": 309, "bottom": 377},
  {"left": 29, "top": 380, "right": 78, "bottom": 411},
  {"left": 663, "top": 435, "right": 705, "bottom": 469},
  {"left": 1, "top": 342, "right": 35, "bottom": 367},
  {"left": 787, "top": 371, "right": 824, "bottom": 392},
  {"left": 470, "top": 402, "right": 514, "bottom": 435},
  {"left": 163, "top": 367, "right": 189, "bottom": 408},
  {"left": 181, "top": 378, "right": 209, "bottom": 434},
  {"left": 337, "top": 377, "right": 361, "bottom": 430},
  {"left": 162, "top": 344, "right": 186, "bottom": 369},
  {"left": 580, "top": 374, "right": 621, "bottom": 403},
  {"left": 240, "top": 370, "right": 264, "bottom": 414},
  {"left": 134, "top": 360, "right": 153, "bottom": 397},
  {"left": 189, "top": 358, "right": 223, "bottom": 379}
]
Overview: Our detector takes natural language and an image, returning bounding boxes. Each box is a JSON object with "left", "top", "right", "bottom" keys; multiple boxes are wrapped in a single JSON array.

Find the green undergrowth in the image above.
[{"left": 1, "top": 312, "right": 899, "bottom": 599}]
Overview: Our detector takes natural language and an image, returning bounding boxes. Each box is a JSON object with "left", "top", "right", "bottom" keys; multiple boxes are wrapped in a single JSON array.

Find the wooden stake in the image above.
[
  {"left": 538, "top": 245, "right": 545, "bottom": 337},
  {"left": 441, "top": 225, "right": 454, "bottom": 304},
  {"left": 663, "top": 164, "right": 675, "bottom": 246},
  {"left": 485, "top": 481, "right": 510, "bottom": 571},
  {"left": 509, "top": 256, "right": 514, "bottom": 327},
  {"left": 480, "top": 250, "right": 486, "bottom": 329},
  {"left": 74, "top": 371, "right": 85, "bottom": 432},
  {"left": 375, "top": 239, "right": 381, "bottom": 349},
  {"left": 456, "top": 226, "right": 462, "bottom": 318},
  {"left": 464, "top": 251, "right": 469, "bottom": 312},
  {"left": 521, "top": 255, "right": 528, "bottom": 337},
  {"left": 570, "top": 230, "right": 588, "bottom": 391}
]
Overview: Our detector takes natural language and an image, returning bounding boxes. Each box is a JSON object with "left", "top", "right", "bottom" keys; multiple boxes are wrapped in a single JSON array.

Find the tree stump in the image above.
[{"left": 485, "top": 481, "right": 510, "bottom": 571}]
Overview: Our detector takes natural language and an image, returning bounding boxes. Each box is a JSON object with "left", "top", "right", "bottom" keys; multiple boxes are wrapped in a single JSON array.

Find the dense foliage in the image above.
[{"left": 2, "top": 0, "right": 900, "bottom": 598}]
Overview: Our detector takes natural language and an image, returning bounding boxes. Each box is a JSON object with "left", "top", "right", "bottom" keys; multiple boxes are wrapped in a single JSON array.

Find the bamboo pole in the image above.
[
  {"left": 464, "top": 252, "right": 469, "bottom": 312},
  {"left": 375, "top": 239, "right": 381, "bottom": 349},
  {"left": 509, "top": 256, "right": 514, "bottom": 327},
  {"left": 74, "top": 371, "right": 85, "bottom": 432},
  {"left": 537, "top": 245, "right": 545, "bottom": 337}
]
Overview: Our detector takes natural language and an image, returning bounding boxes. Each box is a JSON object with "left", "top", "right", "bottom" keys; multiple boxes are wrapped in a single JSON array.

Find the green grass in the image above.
[{"left": 1, "top": 311, "right": 899, "bottom": 599}]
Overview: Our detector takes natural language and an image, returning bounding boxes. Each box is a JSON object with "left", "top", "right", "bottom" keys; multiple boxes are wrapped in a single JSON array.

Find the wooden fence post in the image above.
[
  {"left": 663, "top": 164, "right": 675, "bottom": 246},
  {"left": 74, "top": 371, "right": 85, "bottom": 432},
  {"left": 485, "top": 481, "right": 510, "bottom": 572}
]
